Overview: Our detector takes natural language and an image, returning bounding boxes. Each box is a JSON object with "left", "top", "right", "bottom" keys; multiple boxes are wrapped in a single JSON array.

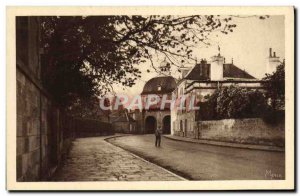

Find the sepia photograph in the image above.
[{"left": 6, "top": 6, "right": 294, "bottom": 190}]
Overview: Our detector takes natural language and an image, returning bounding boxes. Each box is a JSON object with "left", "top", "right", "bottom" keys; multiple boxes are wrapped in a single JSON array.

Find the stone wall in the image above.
[
  {"left": 197, "top": 118, "right": 285, "bottom": 146},
  {"left": 17, "top": 69, "right": 40, "bottom": 181},
  {"left": 172, "top": 110, "right": 196, "bottom": 137},
  {"left": 16, "top": 17, "right": 74, "bottom": 181},
  {"left": 16, "top": 16, "right": 114, "bottom": 182},
  {"left": 173, "top": 117, "right": 285, "bottom": 147},
  {"left": 17, "top": 68, "right": 74, "bottom": 181}
]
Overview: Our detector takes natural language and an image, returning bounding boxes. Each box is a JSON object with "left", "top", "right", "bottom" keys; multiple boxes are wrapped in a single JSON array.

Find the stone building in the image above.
[
  {"left": 130, "top": 75, "right": 177, "bottom": 134},
  {"left": 110, "top": 109, "right": 136, "bottom": 133},
  {"left": 171, "top": 49, "right": 282, "bottom": 137}
]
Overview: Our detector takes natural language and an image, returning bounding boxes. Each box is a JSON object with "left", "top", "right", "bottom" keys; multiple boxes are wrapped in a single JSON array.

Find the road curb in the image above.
[
  {"left": 163, "top": 135, "right": 284, "bottom": 152},
  {"left": 105, "top": 136, "right": 188, "bottom": 181}
]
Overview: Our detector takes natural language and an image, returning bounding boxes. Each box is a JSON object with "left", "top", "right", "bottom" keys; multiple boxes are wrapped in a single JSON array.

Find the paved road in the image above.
[
  {"left": 52, "top": 137, "right": 182, "bottom": 181},
  {"left": 107, "top": 135, "right": 285, "bottom": 180}
]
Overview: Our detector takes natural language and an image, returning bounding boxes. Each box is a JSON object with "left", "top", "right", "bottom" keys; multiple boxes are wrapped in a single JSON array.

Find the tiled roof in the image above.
[
  {"left": 184, "top": 62, "right": 255, "bottom": 80},
  {"left": 223, "top": 64, "right": 255, "bottom": 79},
  {"left": 185, "top": 63, "right": 210, "bottom": 80}
]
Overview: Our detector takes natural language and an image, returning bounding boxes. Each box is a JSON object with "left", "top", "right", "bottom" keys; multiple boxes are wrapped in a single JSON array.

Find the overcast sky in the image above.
[{"left": 112, "top": 15, "right": 285, "bottom": 96}]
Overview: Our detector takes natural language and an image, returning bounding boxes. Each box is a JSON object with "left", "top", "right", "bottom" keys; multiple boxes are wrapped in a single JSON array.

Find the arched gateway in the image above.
[{"left": 145, "top": 116, "right": 157, "bottom": 134}]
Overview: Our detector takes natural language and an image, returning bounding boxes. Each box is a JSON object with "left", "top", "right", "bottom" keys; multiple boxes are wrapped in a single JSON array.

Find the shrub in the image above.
[{"left": 199, "top": 85, "right": 268, "bottom": 120}]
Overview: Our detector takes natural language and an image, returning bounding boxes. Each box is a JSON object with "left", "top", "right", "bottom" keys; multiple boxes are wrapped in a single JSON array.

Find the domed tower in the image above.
[
  {"left": 141, "top": 76, "right": 177, "bottom": 95},
  {"left": 140, "top": 76, "right": 177, "bottom": 134}
]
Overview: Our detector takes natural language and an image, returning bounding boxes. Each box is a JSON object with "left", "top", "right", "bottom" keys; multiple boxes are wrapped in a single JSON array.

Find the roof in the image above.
[
  {"left": 223, "top": 64, "right": 255, "bottom": 79},
  {"left": 141, "top": 76, "right": 177, "bottom": 95},
  {"left": 111, "top": 109, "right": 136, "bottom": 123},
  {"left": 111, "top": 116, "right": 128, "bottom": 123},
  {"left": 185, "top": 63, "right": 210, "bottom": 80},
  {"left": 184, "top": 62, "right": 255, "bottom": 80}
]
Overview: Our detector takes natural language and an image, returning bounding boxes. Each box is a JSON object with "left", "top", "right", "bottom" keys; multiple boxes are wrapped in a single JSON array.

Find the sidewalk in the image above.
[
  {"left": 164, "top": 135, "right": 284, "bottom": 152},
  {"left": 51, "top": 136, "right": 183, "bottom": 181}
]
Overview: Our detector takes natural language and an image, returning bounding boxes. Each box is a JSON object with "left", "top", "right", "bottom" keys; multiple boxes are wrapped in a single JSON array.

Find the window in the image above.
[{"left": 158, "top": 85, "right": 162, "bottom": 91}]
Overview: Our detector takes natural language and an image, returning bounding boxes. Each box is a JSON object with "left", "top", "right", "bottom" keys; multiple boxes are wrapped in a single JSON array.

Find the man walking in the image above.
[{"left": 155, "top": 126, "right": 162, "bottom": 147}]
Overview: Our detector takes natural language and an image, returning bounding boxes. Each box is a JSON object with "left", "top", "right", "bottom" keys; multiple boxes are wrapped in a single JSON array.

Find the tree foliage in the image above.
[
  {"left": 262, "top": 61, "right": 285, "bottom": 110},
  {"left": 40, "top": 15, "right": 238, "bottom": 106},
  {"left": 199, "top": 85, "right": 268, "bottom": 120},
  {"left": 40, "top": 15, "right": 269, "bottom": 107},
  {"left": 67, "top": 96, "right": 111, "bottom": 121}
]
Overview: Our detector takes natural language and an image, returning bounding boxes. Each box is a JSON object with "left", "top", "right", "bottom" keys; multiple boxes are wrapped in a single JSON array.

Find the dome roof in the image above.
[{"left": 141, "top": 76, "right": 177, "bottom": 95}]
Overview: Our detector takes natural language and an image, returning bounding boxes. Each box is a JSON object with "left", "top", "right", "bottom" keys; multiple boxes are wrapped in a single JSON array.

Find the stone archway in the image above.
[
  {"left": 145, "top": 116, "right": 157, "bottom": 134},
  {"left": 162, "top": 115, "right": 171, "bottom": 134}
]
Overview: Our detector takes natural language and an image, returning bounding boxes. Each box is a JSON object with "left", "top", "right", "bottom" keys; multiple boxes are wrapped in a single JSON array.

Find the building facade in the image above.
[
  {"left": 130, "top": 76, "right": 177, "bottom": 134},
  {"left": 171, "top": 49, "right": 282, "bottom": 137}
]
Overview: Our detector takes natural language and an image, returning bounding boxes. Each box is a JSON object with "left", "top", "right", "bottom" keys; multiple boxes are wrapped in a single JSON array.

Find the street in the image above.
[
  {"left": 107, "top": 135, "right": 285, "bottom": 180},
  {"left": 52, "top": 136, "right": 182, "bottom": 181},
  {"left": 52, "top": 135, "right": 285, "bottom": 181}
]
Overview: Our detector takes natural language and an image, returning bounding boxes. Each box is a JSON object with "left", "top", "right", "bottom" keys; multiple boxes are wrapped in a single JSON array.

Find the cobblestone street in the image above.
[{"left": 52, "top": 136, "right": 183, "bottom": 181}]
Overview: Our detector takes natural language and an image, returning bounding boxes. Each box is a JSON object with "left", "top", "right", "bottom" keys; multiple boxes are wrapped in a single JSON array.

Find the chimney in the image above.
[
  {"left": 210, "top": 54, "right": 224, "bottom": 81},
  {"left": 200, "top": 58, "right": 207, "bottom": 64},
  {"left": 267, "top": 48, "right": 280, "bottom": 74}
]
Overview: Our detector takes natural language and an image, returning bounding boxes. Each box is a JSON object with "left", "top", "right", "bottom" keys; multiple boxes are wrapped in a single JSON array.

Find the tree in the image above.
[
  {"left": 263, "top": 61, "right": 285, "bottom": 110},
  {"left": 40, "top": 15, "right": 268, "bottom": 107},
  {"left": 203, "top": 85, "right": 267, "bottom": 119},
  {"left": 67, "top": 96, "right": 111, "bottom": 121}
]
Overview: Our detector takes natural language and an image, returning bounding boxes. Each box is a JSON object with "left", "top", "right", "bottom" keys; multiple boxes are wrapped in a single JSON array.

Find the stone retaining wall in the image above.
[
  {"left": 174, "top": 118, "right": 285, "bottom": 147},
  {"left": 16, "top": 16, "right": 114, "bottom": 182},
  {"left": 17, "top": 68, "right": 74, "bottom": 181},
  {"left": 16, "top": 17, "right": 75, "bottom": 181}
]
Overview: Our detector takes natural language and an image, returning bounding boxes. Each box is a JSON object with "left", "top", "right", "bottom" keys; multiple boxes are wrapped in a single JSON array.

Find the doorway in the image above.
[{"left": 145, "top": 116, "right": 157, "bottom": 134}]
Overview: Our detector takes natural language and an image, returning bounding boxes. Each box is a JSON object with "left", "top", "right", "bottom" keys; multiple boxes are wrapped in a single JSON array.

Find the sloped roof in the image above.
[
  {"left": 141, "top": 76, "right": 177, "bottom": 94},
  {"left": 185, "top": 63, "right": 210, "bottom": 80},
  {"left": 111, "top": 109, "right": 136, "bottom": 123},
  {"left": 111, "top": 116, "right": 128, "bottom": 123},
  {"left": 223, "top": 64, "right": 255, "bottom": 79},
  {"left": 184, "top": 62, "right": 255, "bottom": 80}
]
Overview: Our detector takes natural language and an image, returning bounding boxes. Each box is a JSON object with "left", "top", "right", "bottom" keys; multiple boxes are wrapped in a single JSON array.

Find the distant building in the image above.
[
  {"left": 109, "top": 97, "right": 136, "bottom": 133},
  {"left": 111, "top": 111, "right": 136, "bottom": 133},
  {"left": 171, "top": 49, "right": 274, "bottom": 137},
  {"left": 130, "top": 75, "right": 177, "bottom": 134},
  {"left": 128, "top": 48, "right": 282, "bottom": 136}
]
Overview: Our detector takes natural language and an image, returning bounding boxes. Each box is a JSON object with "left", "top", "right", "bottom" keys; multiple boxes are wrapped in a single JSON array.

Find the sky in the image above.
[{"left": 112, "top": 15, "right": 285, "bottom": 96}]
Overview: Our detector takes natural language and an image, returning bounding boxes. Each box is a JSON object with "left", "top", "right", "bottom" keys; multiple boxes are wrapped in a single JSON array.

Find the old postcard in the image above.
[{"left": 6, "top": 6, "right": 294, "bottom": 190}]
